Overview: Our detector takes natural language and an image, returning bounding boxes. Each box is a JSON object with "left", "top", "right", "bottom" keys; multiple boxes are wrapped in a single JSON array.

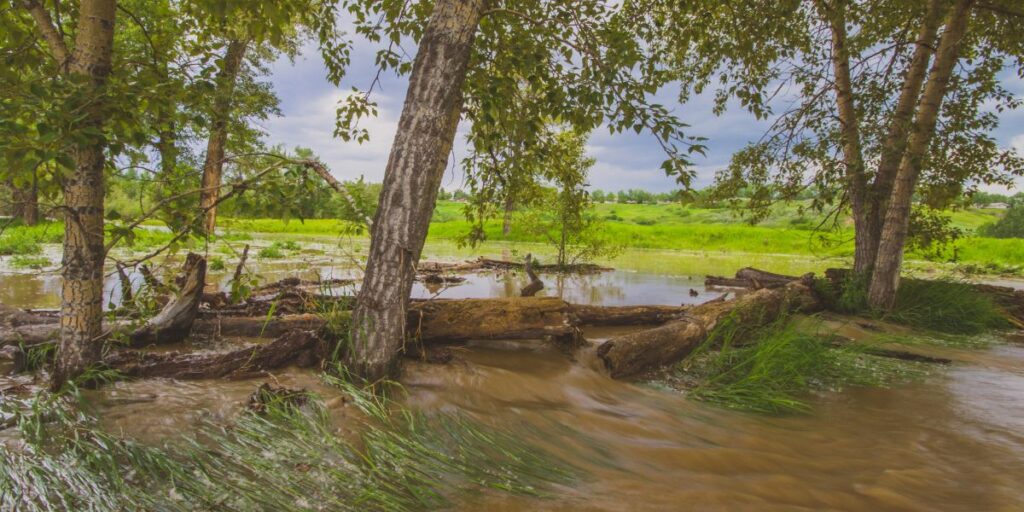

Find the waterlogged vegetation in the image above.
[
  {"left": 671, "top": 317, "right": 934, "bottom": 414},
  {"left": 0, "top": 377, "right": 577, "bottom": 511},
  {"left": 9, "top": 199, "right": 1020, "bottom": 277}
]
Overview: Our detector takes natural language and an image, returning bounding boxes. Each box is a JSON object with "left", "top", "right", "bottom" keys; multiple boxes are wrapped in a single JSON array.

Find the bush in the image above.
[
  {"left": 634, "top": 218, "right": 656, "bottom": 226},
  {"left": 978, "top": 201, "right": 1024, "bottom": 238},
  {"left": 0, "top": 234, "right": 41, "bottom": 256},
  {"left": 209, "top": 256, "right": 226, "bottom": 271},
  {"left": 257, "top": 245, "right": 284, "bottom": 259}
]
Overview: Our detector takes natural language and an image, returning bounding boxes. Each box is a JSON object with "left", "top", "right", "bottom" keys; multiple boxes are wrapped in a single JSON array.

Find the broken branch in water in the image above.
[{"left": 520, "top": 254, "right": 544, "bottom": 297}]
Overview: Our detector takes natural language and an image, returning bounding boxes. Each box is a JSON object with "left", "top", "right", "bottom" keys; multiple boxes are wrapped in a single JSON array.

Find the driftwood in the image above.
[
  {"left": 107, "top": 329, "right": 325, "bottom": 380},
  {"left": 129, "top": 253, "right": 207, "bottom": 347},
  {"left": 597, "top": 282, "right": 821, "bottom": 379},
  {"left": 195, "top": 299, "right": 689, "bottom": 341},
  {"left": 568, "top": 304, "right": 687, "bottom": 326},
  {"left": 232, "top": 244, "right": 250, "bottom": 284},
  {"left": 520, "top": 254, "right": 544, "bottom": 297},
  {"left": 706, "top": 267, "right": 814, "bottom": 290},
  {"left": 115, "top": 263, "right": 133, "bottom": 304},
  {"left": 417, "top": 257, "right": 611, "bottom": 275}
]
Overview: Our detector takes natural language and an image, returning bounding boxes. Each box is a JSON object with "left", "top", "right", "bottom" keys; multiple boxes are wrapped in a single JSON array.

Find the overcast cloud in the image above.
[{"left": 262, "top": 42, "right": 1024, "bottom": 194}]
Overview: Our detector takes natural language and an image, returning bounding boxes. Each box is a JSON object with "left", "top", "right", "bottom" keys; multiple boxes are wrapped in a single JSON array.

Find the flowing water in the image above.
[{"left": 2, "top": 239, "right": 1024, "bottom": 510}]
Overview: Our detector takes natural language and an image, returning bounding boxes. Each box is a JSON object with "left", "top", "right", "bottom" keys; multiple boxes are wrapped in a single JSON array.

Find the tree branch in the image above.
[{"left": 20, "top": 0, "right": 71, "bottom": 72}]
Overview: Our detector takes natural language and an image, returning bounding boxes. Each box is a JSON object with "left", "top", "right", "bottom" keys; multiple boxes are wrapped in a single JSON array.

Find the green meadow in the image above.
[{"left": 3, "top": 200, "right": 1022, "bottom": 275}]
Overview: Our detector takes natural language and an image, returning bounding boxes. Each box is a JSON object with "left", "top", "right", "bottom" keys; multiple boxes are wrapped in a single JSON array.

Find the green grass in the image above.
[
  {"left": 5, "top": 201, "right": 1021, "bottom": 274},
  {"left": 814, "top": 274, "right": 1011, "bottom": 335},
  {"left": 9, "top": 255, "right": 51, "bottom": 269},
  {"left": 0, "top": 221, "right": 63, "bottom": 255},
  {"left": 209, "top": 256, "right": 226, "bottom": 271},
  {"left": 1, "top": 377, "right": 578, "bottom": 511},
  {"left": 886, "top": 279, "right": 1011, "bottom": 334},
  {"left": 674, "top": 316, "right": 932, "bottom": 414},
  {"left": 257, "top": 241, "right": 302, "bottom": 259}
]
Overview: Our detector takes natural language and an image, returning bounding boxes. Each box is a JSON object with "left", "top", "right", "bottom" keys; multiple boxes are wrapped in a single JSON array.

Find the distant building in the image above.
[{"left": 985, "top": 202, "right": 1010, "bottom": 209}]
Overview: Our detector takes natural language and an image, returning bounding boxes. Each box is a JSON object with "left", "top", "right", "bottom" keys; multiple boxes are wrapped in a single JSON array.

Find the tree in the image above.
[
  {"left": 646, "top": 0, "right": 1024, "bottom": 309},
  {"left": 979, "top": 197, "right": 1024, "bottom": 238},
  {"left": 520, "top": 130, "right": 618, "bottom": 267},
  {"left": 18, "top": 0, "right": 117, "bottom": 387},
  {"left": 336, "top": 0, "right": 697, "bottom": 380}
]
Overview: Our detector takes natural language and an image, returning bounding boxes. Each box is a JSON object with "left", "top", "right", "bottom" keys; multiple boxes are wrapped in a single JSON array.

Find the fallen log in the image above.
[
  {"left": 705, "top": 267, "right": 814, "bottom": 290},
  {"left": 568, "top": 304, "right": 687, "bottom": 326},
  {"left": 2, "top": 297, "right": 684, "bottom": 351},
  {"left": 596, "top": 282, "right": 821, "bottom": 379},
  {"left": 129, "top": 253, "right": 207, "bottom": 347},
  {"left": 194, "top": 313, "right": 325, "bottom": 339},
  {"left": 417, "top": 257, "right": 611, "bottom": 275},
  {"left": 107, "top": 329, "right": 325, "bottom": 380}
]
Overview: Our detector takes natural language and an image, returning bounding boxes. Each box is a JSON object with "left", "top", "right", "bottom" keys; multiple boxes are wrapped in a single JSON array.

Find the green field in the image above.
[{"left": 3, "top": 200, "right": 1022, "bottom": 275}]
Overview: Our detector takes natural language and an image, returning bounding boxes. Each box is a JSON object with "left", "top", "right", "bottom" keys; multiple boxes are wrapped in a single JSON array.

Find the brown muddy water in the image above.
[{"left": 2, "top": 242, "right": 1024, "bottom": 510}]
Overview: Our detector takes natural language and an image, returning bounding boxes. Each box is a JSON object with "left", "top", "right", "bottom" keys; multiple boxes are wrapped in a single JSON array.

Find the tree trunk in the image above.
[
  {"left": 502, "top": 194, "right": 513, "bottom": 235},
  {"left": 157, "top": 124, "right": 177, "bottom": 177},
  {"left": 11, "top": 171, "right": 39, "bottom": 226},
  {"left": 347, "top": 0, "right": 484, "bottom": 381},
  {"left": 820, "top": 0, "right": 871, "bottom": 275},
  {"left": 868, "top": 0, "right": 974, "bottom": 310},
  {"left": 40, "top": 0, "right": 117, "bottom": 390},
  {"left": 198, "top": 39, "right": 248, "bottom": 235},
  {"left": 864, "top": 0, "right": 945, "bottom": 273}
]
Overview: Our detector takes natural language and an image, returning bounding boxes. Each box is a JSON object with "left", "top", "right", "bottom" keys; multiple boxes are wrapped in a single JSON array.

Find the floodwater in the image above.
[{"left": 2, "top": 239, "right": 1024, "bottom": 510}]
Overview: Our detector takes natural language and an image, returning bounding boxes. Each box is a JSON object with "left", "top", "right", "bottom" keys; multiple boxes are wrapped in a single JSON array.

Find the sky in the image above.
[{"left": 260, "top": 40, "right": 1024, "bottom": 194}]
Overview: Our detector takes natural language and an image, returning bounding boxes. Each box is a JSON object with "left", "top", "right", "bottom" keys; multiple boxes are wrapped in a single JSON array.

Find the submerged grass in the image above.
[
  {"left": 676, "top": 316, "right": 932, "bottom": 414},
  {"left": 0, "top": 376, "right": 577, "bottom": 511}
]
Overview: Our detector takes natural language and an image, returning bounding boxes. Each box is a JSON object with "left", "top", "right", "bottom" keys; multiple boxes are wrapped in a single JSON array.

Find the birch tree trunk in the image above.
[
  {"left": 863, "top": 0, "right": 944, "bottom": 273},
  {"left": 198, "top": 39, "right": 248, "bottom": 235},
  {"left": 51, "top": 0, "right": 117, "bottom": 388},
  {"left": 820, "top": 0, "right": 871, "bottom": 274},
  {"left": 868, "top": 0, "right": 974, "bottom": 309},
  {"left": 347, "top": 0, "right": 484, "bottom": 381}
]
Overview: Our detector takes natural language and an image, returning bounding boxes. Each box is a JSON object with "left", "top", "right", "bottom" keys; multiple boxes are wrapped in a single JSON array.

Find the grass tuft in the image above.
[
  {"left": 676, "top": 316, "right": 932, "bottom": 414},
  {"left": 887, "top": 279, "right": 1010, "bottom": 334}
]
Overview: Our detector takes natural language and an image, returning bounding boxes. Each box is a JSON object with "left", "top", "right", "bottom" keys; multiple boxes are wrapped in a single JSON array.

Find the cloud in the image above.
[
  {"left": 262, "top": 44, "right": 1024, "bottom": 193},
  {"left": 263, "top": 90, "right": 398, "bottom": 182}
]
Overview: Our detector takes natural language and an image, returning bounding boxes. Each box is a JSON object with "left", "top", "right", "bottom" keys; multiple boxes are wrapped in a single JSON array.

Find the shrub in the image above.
[
  {"left": 978, "top": 201, "right": 1024, "bottom": 238},
  {"left": 209, "top": 256, "right": 226, "bottom": 271},
  {"left": 257, "top": 245, "right": 284, "bottom": 259}
]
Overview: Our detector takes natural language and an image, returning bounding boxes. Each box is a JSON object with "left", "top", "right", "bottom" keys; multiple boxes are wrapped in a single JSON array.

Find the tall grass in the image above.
[
  {"left": 677, "top": 316, "right": 931, "bottom": 414},
  {"left": 886, "top": 279, "right": 1011, "bottom": 334},
  {"left": 1, "top": 377, "right": 577, "bottom": 511}
]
